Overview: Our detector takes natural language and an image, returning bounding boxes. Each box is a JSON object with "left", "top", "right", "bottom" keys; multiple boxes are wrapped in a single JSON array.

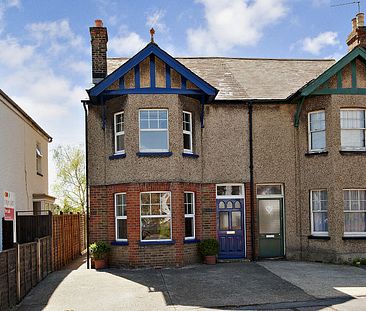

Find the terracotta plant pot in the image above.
[
  {"left": 94, "top": 259, "right": 106, "bottom": 269},
  {"left": 204, "top": 255, "right": 216, "bottom": 265}
]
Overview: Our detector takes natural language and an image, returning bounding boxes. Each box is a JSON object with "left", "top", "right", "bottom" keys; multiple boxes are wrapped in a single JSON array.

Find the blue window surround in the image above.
[
  {"left": 137, "top": 152, "right": 172, "bottom": 157},
  {"left": 139, "top": 240, "right": 176, "bottom": 246},
  {"left": 109, "top": 153, "right": 126, "bottom": 160},
  {"left": 111, "top": 241, "right": 129, "bottom": 246},
  {"left": 182, "top": 152, "right": 199, "bottom": 158},
  {"left": 184, "top": 239, "right": 200, "bottom": 244}
]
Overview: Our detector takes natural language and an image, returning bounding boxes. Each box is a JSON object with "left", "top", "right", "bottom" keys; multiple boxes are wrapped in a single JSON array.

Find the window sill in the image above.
[
  {"left": 109, "top": 153, "right": 126, "bottom": 160},
  {"left": 137, "top": 152, "right": 172, "bottom": 157},
  {"left": 184, "top": 238, "right": 200, "bottom": 244},
  {"left": 339, "top": 150, "right": 366, "bottom": 155},
  {"left": 111, "top": 241, "right": 128, "bottom": 246},
  {"left": 342, "top": 236, "right": 366, "bottom": 240},
  {"left": 308, "top": 235, "right": 330, "bottom": 240},
  {"left": 37, "top": 172, "right": 43, "bottom": 177},
  {"left": 139, "top": 240, "right": 175, "bottom": 246},
  {"left": 305, "top": 151, "right": 328, "bottom": 157},
  {"left": 182, "top": 152, "right": 199, "bottom": 158}
]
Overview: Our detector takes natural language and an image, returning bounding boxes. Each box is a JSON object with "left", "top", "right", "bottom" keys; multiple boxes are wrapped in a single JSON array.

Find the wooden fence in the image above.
[
  {"left": 0, "top": 213, "right": 86, "bottom": 310},
  {"left": 52, "top": 213, "right": 86, "bottom": 270},
  {"left": 0, "top": 236, "right": 52, "bottom": 310},
  {"left": 16, "top": 211, "right": 52, "bottom": 244}
]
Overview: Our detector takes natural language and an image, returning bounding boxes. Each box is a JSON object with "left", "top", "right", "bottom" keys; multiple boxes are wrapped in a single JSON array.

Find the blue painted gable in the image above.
[{"left": 87, "top": 42, "right": 218, "bottom": 101}]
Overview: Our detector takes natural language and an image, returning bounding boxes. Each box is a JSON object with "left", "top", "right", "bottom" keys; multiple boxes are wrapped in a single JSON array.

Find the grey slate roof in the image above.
[{"left": 107, "top": 57, "right": 335, "bottom": 101}]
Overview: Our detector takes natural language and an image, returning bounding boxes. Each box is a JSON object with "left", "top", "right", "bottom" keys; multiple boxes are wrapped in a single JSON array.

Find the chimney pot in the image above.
[
  {"left": 357, "top": 13, "right": 364, "bottom": 27},
  {"left": 352, "top": 17, "right": 357, "bottom": 31},
  {"left": 95, "top": 19, "right": 103, "bottom": 27}
]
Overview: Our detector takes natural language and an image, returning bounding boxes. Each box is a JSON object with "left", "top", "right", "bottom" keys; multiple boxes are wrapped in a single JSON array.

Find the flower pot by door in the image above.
[
  {"left": 94, "top": 259, "right": 106, "bottom": 269},
  {"left": 204, "top": 255, "right": 216, "bottom": 265}
]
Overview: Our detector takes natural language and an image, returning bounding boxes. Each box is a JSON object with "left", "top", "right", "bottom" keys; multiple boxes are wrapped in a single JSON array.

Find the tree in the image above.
[{"left": 52, "top": 145, "right": 86, "bottom": 213}]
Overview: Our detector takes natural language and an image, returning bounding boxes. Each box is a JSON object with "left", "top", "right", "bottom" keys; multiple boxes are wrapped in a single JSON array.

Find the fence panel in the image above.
[
  {"left": 0, "top": 249, "right": 17, "bottom": 310},
  {"left": 52, "top": 214, "right": 86, "bottom": 270},
  {"left": 16, "top": 211, "right": 52, "bottom": 244}
]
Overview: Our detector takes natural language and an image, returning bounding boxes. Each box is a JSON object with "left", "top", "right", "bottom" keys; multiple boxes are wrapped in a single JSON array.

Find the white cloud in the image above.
[
  {"left": 146, "top": 9, "right": 167, "bottom": 33},
  {"left": 0, "top": 36, "right": 34, "bottom": 67},
  {"left": 26, "top": 19, "right": 86, "bottom": 55},
  {"left": 187, "top": 0, "right": 288, "bottom": 55},
  {"left": 109, "top": 30, "right": 145, "bottom": 56},
  {"left": 301, "top": 31, "right": 340, "bottom": 55},
  {"left": 0, "top": 0, "right": 21, "bottom": 33},
  {"left": 312, "top": 0, "right": 330, "bottom": 7}
]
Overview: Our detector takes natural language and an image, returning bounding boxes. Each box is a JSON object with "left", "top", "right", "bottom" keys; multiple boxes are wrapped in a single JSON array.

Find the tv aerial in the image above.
[{"left": 331, "top": 1, "right": 361, "bottom": 13}]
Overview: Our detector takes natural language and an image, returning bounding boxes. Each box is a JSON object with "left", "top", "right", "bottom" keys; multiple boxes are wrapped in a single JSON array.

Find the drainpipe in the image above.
[
  {"left": 248, "top": 102, "right": 255, "bottom": 261},
  {"left": 83, "top": 101, "right": 90, "bottom": 269}
]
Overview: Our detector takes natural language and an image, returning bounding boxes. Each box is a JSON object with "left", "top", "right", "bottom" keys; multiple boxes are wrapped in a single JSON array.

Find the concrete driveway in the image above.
[{"left": 16, "top": 258, "right": 366, "bottom": 311}]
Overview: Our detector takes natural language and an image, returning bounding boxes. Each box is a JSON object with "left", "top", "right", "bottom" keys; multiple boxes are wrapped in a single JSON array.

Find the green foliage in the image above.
[
  {"left": 52, "top": 145, "right": 86, "bottom": 213},
  {"left": 352, "top": 258, "right": 366, "bottom": 266},
  {"left": 198, "top": 239, "right": 219, "bottom": 256},
  {"left": 89, "top": 242, "right": 111, "bottom": 260}
]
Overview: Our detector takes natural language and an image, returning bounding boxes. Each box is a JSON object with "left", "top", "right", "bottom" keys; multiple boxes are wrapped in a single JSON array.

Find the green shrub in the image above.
[
  {"left": 89, "top": 241, "right": 111, "bottom": 260},
  {"left": 360, "top": 258, "right": 366, "bottom": 265},
  {"left": 352, "top": 258, "right": 361, "bottom": 266},
  {"left": 198, "top": 239, "right": 219, "bottom": 256}
]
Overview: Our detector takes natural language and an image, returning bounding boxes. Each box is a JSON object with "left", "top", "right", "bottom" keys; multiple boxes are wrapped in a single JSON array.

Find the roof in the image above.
[
  {"left": 108, "top": 57, "right": 335, "bottom": 101},
  {"left": 0, "top": 89, "right": 52, "bottom": 141},
  {"left": 89, "top": 43, "right": 218, "bottom": 102}
]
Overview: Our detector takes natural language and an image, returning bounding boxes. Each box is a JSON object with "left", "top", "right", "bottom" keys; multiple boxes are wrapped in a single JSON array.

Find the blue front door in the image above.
[{"left": 216, "top": 199, "right": 245, "bottom": 259}]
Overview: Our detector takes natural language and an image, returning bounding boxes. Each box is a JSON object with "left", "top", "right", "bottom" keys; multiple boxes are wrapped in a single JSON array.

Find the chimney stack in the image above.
[
  {"left": 347, "top": 13, "right": 366, "bottom": 51},
  {"left": 90, "top": 19, "right": 108, "bottom": 84}
]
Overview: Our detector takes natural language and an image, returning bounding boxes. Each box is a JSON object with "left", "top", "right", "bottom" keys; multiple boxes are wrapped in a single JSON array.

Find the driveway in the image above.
[{"left": 16, "top": 258, "right": 366, "bottom": 311}]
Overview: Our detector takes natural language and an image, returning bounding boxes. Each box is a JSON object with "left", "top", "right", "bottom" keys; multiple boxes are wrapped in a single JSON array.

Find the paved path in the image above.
[{"left": 16, "top": 258, "right": 366, "bottom": 311}]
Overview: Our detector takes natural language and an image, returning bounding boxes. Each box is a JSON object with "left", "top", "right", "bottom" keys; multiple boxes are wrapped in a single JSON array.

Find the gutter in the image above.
[
  {"left": 248, "top": 101, "right": 255, "bottom": 260},
  {"left": 82, "top": 100, "right": 90, "bottom": 269}
]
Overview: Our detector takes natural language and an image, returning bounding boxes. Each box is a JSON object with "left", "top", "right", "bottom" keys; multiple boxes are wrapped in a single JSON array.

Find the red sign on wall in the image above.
[{"left": 4, "top": 207, "right": 14, "bottom": 221}]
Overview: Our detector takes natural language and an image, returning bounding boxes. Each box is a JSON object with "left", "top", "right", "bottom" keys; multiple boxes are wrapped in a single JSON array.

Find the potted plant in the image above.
[
  {"left": 198, "top": 239, "right": 219, "bottom": 265},
  {"left": 89, "top": 241, "right": 111, "bottom": 269}
]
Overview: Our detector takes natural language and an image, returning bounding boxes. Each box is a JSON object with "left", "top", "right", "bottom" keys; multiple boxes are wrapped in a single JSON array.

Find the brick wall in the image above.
[{"left": 90, "top": 182, "right": 255, "bottom": 267}]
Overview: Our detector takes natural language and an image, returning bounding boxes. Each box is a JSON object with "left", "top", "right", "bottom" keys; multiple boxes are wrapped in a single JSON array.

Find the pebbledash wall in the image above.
[{"left": 87, "top": 15, "right": 366, "bottom": 267}]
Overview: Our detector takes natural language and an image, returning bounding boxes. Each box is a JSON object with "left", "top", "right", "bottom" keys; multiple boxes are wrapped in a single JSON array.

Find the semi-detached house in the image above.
[{"left": 84, "top": 14, "right": 366, "bottom": 267}]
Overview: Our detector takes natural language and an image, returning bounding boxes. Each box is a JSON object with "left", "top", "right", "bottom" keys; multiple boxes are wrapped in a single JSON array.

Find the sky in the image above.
[{"left": 0, "top": 0, "right": 362, "bottom": 193}]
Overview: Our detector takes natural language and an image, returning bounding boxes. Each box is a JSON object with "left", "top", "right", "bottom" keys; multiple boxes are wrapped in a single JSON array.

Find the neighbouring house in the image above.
[
  {"left": 0, "top": 89, "right": 54, "bottom": 251},
  {"left": 85, "top": 14, "right": 366, "bottom": 267}
]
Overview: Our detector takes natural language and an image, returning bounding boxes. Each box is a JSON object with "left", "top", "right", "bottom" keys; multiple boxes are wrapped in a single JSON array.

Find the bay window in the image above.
[
  {"left": 183, "top": 111, "right": 193, "bottom": 153},
  {"left": 115, "top": 193, "right": 127, "bottom": 241},
  {"left": 140, "top": 192, "right": 171, "bottom": 241},
  {"left": 114, "top": 112, "right": 125, "bottom": 154},
  {"left": 184, "top": 192, "right": 195, "bottom": 239},
  {"left": 344, "top": 189, "right": 366, "bottom": 236},
  {"left": 310, "top": 190, "right": 328, "bottom": 235},
  {"left": 139, "top": 109, "right": 168, "bottom": 152},
  {"left": 308, "top": 110, "right": 326, "bottom": 152},
  {"left": 340, "top": 109, "right": 366, "bottom": 150}
]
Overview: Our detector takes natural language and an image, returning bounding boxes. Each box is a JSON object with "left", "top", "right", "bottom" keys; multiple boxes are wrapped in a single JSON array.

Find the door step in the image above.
[{"left": 217, "top": 258, "right": 251, "bottom": 263}]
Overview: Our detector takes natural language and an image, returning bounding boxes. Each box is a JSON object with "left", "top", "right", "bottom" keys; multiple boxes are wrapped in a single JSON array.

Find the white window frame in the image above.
[
  {"left": 216, "top": 183, "right": 245, "bottom": 199},
  {"left": 256, "top": 184, "right": 284, "bottom": 199},
  {"left": 114, "top": 111, "right": 125, "bottom": 155},
  {"left": 184, "top": 192, "right": 195, "bottom": 240},
  {"left": 115, "top": 193, "right": 127, "bottom": 241},
  {"left": 140, "top": 191, "right": 172, "bottom": 242},
  {"left": 310, "top": 189, "right": 328, "bottom": 236},
  {"left": 343, "top": 189, "right": 366, "bottom": 237},
  {"left": 183, "top": 111, "right": 193, "bottom": 153},
  {"left": 139, "top": 109, "right": 169, "bottom": 153},
  {"left": 308, "top": 110, "right": 326, "bottom": 152},
  {"left": 36, "top": 143, "right": 43, "bottom": 174},
  {"left": 340, "top": 108, "right": 366, "bottom": 150}
]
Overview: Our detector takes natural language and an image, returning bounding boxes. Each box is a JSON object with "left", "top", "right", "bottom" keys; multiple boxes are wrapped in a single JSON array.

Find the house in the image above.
[
  {"left": 0, "top": 89, "right": 54, "bottom": 251},
  {"left": 85, "top": 14, "right": 366, "bottom": 267}
]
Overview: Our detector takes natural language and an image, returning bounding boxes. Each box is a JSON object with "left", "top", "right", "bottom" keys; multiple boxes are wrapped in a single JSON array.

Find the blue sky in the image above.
[{"left": 0, "top": 0, "right": 361, "bottom": 191}]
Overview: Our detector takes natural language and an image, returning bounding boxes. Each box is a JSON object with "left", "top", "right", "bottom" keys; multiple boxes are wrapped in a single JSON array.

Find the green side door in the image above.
[{"left": 258, "top": 198, "right": 284, "bottom": 258}]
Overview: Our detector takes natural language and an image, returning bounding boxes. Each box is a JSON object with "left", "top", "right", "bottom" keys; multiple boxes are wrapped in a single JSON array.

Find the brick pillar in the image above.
[
  {"left": 172, "top": 184, "right": 184, "bottom": 265},
  {"left": 127, "top": 184, "right": 140, "bottom": 266},
  {"left": 90, "top": 19, "right": 108, "bottom": 84},
  {"left": 201, "top": 184, "right": 216, "bottom": 239}
]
